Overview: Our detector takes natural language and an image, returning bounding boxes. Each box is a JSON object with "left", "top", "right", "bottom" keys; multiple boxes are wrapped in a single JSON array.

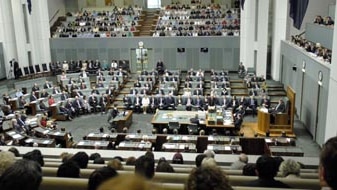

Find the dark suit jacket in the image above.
[{"left": 30, "top": 95, "right": 37, "bottom": 102}]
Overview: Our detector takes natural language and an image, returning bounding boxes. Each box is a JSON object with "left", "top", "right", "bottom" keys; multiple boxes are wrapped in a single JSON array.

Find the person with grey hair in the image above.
[
  {"left": 230, "top": 153, "right": 248, "bottom": 170},
  {"left": 279, "top": 159, "right": 301, "bottom": 178},
  {"left": 0, "top": 151, "right": 15, "bottom": 175},
  {"left": 204, "top": 149, "right": 215, "bottom": 158}
]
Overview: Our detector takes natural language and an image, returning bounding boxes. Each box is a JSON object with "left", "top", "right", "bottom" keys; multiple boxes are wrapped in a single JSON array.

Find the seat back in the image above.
[
  {"left": 35, "top": 65, "right": 41, "bottom": 73},
  {"left": 29, "top": 66, "right": 35, "bottom": 74},
  {"left": 42, "top": 63, "right": 48, "bottom": 71},
  {"left": 23, "top": 67, "right": 30, "bottom": 75},
  {"left": 168, "top": 121, "right": 180, "bottom": 130}
]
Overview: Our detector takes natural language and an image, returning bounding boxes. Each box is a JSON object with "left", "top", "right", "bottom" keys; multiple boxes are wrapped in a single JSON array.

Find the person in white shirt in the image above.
[
  {"left": 15, "top": 89, "right": 23, "bottom": 98},
  {"left": 142, "top": 95, "right": 150, "bottom": 114}
]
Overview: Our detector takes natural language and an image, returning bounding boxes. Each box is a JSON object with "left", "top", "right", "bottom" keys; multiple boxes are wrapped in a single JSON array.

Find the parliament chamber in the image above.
[{"left": 0, "top": 0, "right": 337, "bottom": 190}]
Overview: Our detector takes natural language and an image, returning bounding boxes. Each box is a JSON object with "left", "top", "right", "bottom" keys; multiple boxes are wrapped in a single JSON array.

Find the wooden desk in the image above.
[
  {"left": 112, "top": 111, "right": 133, "bottom": 132},
  {"left": 206, "top": 110, "right": 234, "bottom": 128},
  {"left": 257, "top": 108, "right": 270, "bottom": 134},
  {"left": 117, "top": 141, "right": 152, "bottom": 151},
  {"left": 28, "top": 101, "right": 37, "bottom": 115},
  {"left": 76, "top": 140, "right": 111, "bottom": 149},
  {"left": 207, "top": 144, "right": 242, "bottom": 154},
  {"left": 162, "top": 143, "right": 196, "bottom": 153},
  {"left": 33, "top": 127, "right": 68, "bottom": 140},
  {"left": 166, "top": 135, "right": 198, "bottom": 143},
  {"left": 9, "top": 98, "right": 18, "bottom": 110},
  {"left": 5, "top": 130, "right": 26, "bottom": 141},
  {"left": 269, "top": 146, "right": 304, "bottom": 157},
  {"left": 25, "top": 137, "right": 55, "bottom": 147},
  {"left": 86, "top": 133, "right": 118, "bottom": 141},
  {"left": 124, "top": 134, "right": 157, "bottom": 143}
]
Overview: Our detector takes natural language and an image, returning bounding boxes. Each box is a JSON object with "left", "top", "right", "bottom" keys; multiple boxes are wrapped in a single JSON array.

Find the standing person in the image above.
[{"left": 156, "top": 59, "right": 165, "bottom": 75}]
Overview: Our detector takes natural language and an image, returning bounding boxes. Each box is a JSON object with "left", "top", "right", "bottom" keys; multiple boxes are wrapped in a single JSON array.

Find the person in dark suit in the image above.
[
  {"left": 133, "top": 94, "right": 142, "bottom": 113},
  {"left": 238, "top": 96, "right": 248, "bottom": 109},
  {"left": 44, "top": 81, "right": 52, "bottom": 89},
  {"left": 96, "top": 81, "right": 104, "bottom": 88},
  {"left": 129, "top": 88, "right": 138, "bottom": 95},
  {"left": 193, "top": 89, "right": 202, "bottom": 96},
  {"left": 219, "top": 96, "right": 229, "bottom": 110},
  {"left": 234, "top": 113, "right": 243, "bottom": 130},
  {"left": 247, "top": 96, "right": 258, "bottom": 117},
  {"left": 72, "top": 96, "right": 83, "bottom": 116},
  {"left": 270, "top": 99, "right": 286, "bottom": 114},
  {"left": 134, "top": 80, "right": 141, "bottom": 88},
  {"left": 106, "top": 87, "right": 115, "bottom": 100},
  {"left": 40, "top": 89, "right": 49, "bottom": 98},
  {"left": 157, "top": 95, "right": 166, "bottom": 110},
  {"left": 243, "top": 155, "right": 290, "bottom": 188},
  {"left": 123, "top": 95, "right": 131, "bottom": 110},
  {"left": 32, "top": 83, "right": 40, "bottom": 92},
  {"left": 52, "top": 87, "right": 61, "bottom": 94},
  {"left": 185, "top": 81, "right": 192, "bottom": 88},
  {"left": 60, "top": 91, "right": 69, "bottom": 101},
  {"left": 192, "top": 96, "right": 203, "bottom": 111},
  {"left": 65, "top": 99, "right": 76, "bottom": 117},
  {"left": 89, "top": 93, "right": 98, "bottom": 112},
  {"left": 149, "top": 95, "right": 158, "bottom": 113},
  {"left": 165, "top": 95, "right": 176, "bottom": 110},
  {"left": 91, "top": 87, "right": 99, "bottom": 95},
  {"left": 99, "top": 94, "right": 108, "bottom": 112},
  {"left": 221, "top": 88, "right": 229, "bottom": 96},
  {"left": 260, "top": 95, "right": 271, "bottom": 108},
  {"left": 30, "top": 91, "right": 37, "bottom": 102},
  {"left": 228, "top": 96, "right": 239, "bottom": 112}
]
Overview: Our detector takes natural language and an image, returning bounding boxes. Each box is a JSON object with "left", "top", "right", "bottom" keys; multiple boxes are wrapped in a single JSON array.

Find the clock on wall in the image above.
[{"left": 138, "top": 41, "right": 144, "bottom": 48}]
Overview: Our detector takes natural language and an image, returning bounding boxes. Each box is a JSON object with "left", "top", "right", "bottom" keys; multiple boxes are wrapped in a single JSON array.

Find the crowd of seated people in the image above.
[
  {"left": 313, "top": 15, "right": 334, "bottom": 26},
  {"left": 50, "top": 59, "right": 130, "bottom": 75},
  {"left": 291, "top": 35, "right": 332, "bottom": 63},
  {"left": 53, "top": 6, "right": 141, "bottom": 38},
  {"left": 154, "top": 3, "right": 240, "bottom": 37},
  {"left": 1, "top": 142, "right": 335, "bottom": 190}
]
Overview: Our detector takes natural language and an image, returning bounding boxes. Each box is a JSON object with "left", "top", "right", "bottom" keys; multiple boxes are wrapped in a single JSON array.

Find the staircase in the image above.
[{"left": 138, "top": 10, "right": 159, "bottom": 36}]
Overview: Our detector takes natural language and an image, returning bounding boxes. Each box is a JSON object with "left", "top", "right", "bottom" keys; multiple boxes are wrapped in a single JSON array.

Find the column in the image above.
[
  {"left": 240, "top": 0, "right": 256, "bottom": 70},
  {"left": 0, "top": 0, "right": 18, "bottom": 76},
  {"left": 271, "top": 0, "right": 288, "bottom": 81},
  {"left": 11, "top": 0, "right": 29, "bottom": 67},
  {"left": 27, "top": 0, "right": 51, "bottom": 65},
  {"left": 323, "top": 6, "right": 337, "bottom": 142},
  {"left": 255, "top": 0, "right": 269, "bottom": 77}
]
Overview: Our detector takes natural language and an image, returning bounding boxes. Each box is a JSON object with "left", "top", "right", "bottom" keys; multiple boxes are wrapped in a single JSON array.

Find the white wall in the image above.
[
  {"left": 288, "top": 0, "right": 336, "bottom": 37},
  {"left": 47, "top": 0, "right": 65, "bottom": 26}
]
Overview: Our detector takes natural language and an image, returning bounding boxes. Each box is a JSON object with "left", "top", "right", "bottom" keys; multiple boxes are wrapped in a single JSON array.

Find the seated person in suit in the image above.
[
  {"left": 185, "top": 95, "right": 193, "bottom": 111},
  {"left": 72, "top": 96, "right": 84, "bottom": 116},
  {"left": 91, "top": 86, "right": 100, "bottom": 95},
  {"left": 89, "top": 93, "right": 98, "bottom": 112},
  {"left": 133, "top": 94, "right": 142, "bottom": 113},
  {"left": 208, "top": 95, "right": 218, "bottom": 110},
  {"left": 123, "top": 95, "right": 131, "bottom": 110},
  {"left": 97, "top": 75, "right": 105, "bottom": 82},
  {"left": 96, "top": 81, "right": 104, "bottom": 88},
  {"left": 79, "top": 69, "right": 88, "bottom": 78},
  {"left": 221, "top": 88, "right": 229, "bottom": 96},
  {"left": 165, "top": 94, "right": 176, "bottom": 110},
  {"left": 44, "top": 81, "right": 52, "bottom": 89},
  {"left": 192, "top": 95, "right": 203, "bottom": 111},
  {"left": 60, "top": 91, "right": 69, "bottom": 101},
  {"left": 269, "top": 99, "right": 286, "bottom": 114},
  {"left": 59, "top": 102, "right": 73, "bottom": 120},
  {"left": 40, "top": 89, "right": 49, "bottom": 98},
  {"left": 129, "top": 87, "right": 138, "bottom": 95},
  {"left": 157, "top": 95, "right": 166, "bottom": 110},
  {"left": 52, "top": 87, "right": 61, "bottom": 94},
  {"left": 65, "top": 99, "right": 76, "bottom": 117},
  {"left": 247, "top": 96, "right": 258, "bottom": 117},
  {"left": 228, "top": 96, "right": 239, "bottom": 113},
  {"left": 149, "top": 95, "right": 158, "bottom": 113},
  {"left": 18, "top": 96, "right": 27, "bottom": 109},
  {"left": 219, "top": 96, "right": 230, "bottom": 110},
  {"left": 260, "top": 95, "right": 271, "bottom": 108},
  {"left": 3, "top": 93, "right": 10, "bottom": 105},
  {"left": 108, "top": 104, "right": 119, "bottom": 125},
  {"left": 238, "top": 96, "right": 248, "bottom": 109},
  {"left": 193, "top": 88, "right": 202, "bottom": 96},
  {"left": 99, "top": 94, "right": 108, "bottom": 112},
  {"left": 32, "top": 83, "right": 40, "bottom": 92},
  {"left": 30, "top": 91, "right": 38, "bottom": 102}
]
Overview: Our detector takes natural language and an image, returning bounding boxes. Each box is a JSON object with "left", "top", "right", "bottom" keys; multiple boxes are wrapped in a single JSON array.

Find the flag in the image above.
[
  {"left": 27, "top": 0, "right": 32, "bottom": 14},
  {"left": 240, "top": 0, "right": 245, "bottom": 10},
  {"left": 289, "top": 0, "right": 309, "bottom": 29}
]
